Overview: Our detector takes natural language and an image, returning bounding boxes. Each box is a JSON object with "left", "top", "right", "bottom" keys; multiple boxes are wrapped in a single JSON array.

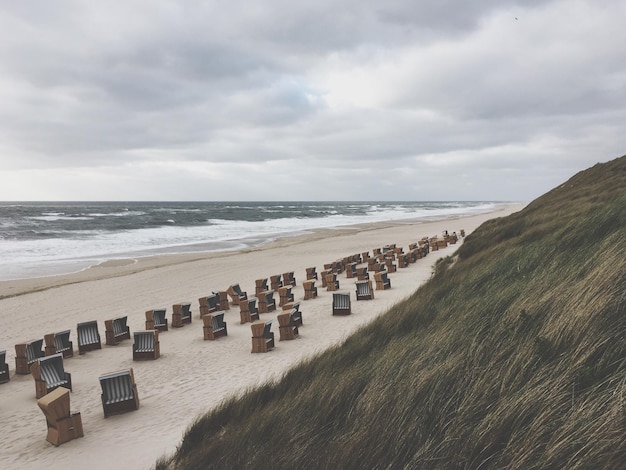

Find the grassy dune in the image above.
[{"left": 157, "top": 156, "right": 625, "bottom": 469}]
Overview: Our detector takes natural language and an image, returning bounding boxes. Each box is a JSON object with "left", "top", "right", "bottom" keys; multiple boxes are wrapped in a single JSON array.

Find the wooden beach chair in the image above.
[
  {"left": 255, "top": 278, "right": 268, "bottom": 297},
  {"left": 145, "top": 308, "right": 169, "bottom": 331},
  {"left": 346, "top": 262, "right": 358, "bottom": 278},
  {"left": 277, "top": 310, "right": 299, "bottom": 341},
  {"left": 31, "top": 353, "right": 72, "bottom": 399},
  {"left": 356, "top": 266, "right": 369, "bottom": 280},
  {"left": 303, "top": 279, "right": 318, "bottom": 300},
  {"left": 44, "top": 330, "right": 74, "bottom": 358},
  {"left": 385, "top": 257, "right": 397, "bottom": 273},
  {"left": 227, "top": 284, "right": 248, "bottom": 305},
  {"left": 15, "top": 338, "right": 44, "bottom": 374},
  {"left": 251, "top": 320, "right": 275, "bottom": 353},
  {"left": 397, "top": 253, "right": 410, "bottom": 268},
  {"left": 203, "top": 311, "right": 228, "bottom": 340},
  {"left": 239, "top": 297, "right": 260, "bottom": 324},
  {"left": 290, "top": 302, "right": 303, "bottom": 326},
  {"left": 132, "top": 330, "right": 160, "bottom": 360},
  {"left": 172, "top": 302, "right": 192, "bottom": 328},
  {"left": 258, "top": 290, "right": 277, "bottom": 314},
  {"left": 76, "top": 321, "right": 102, "bottom": 355},
  {"left": 37, "top": 387, "right": 83, "bottom": 446},
  {"left": 0, "top": 350, "right": 9, "bottom": 384},
  {"left": 283, "top": 271, "right": 296, "bottom": 287},
  {"left": 356, "top": 280, "right": 375, "bottom": 301},
  {"left": 199, "top": 293, "right": 220, "bottom": 318},
  {"left": 305, "top": 266, "right": 318, "bottom": 280},
  {"left": 99, "top": 369, "right": 140, "bottom": 418},
  {"left": 332, "top": 292, "right": 352, "bottom": 316},
  {"left": 104, "top": 316, "right": 131, "bottom": 346},
  {"left": 270, "top": 274, "right": 283, "bottom": 291},
  {"left": 278, "top": 286, "right": 294, "bottom": 307},
  {"left": 325, "top": 272, "right": 340, "bottom": 291},
  {"left": 374, "top": 271, "right": 392, "bottom": 290}
]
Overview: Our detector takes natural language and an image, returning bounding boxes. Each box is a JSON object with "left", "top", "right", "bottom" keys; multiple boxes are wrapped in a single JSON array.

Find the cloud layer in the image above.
[{"left": 1, "top": 0, "right": 624, "bottom": 200}]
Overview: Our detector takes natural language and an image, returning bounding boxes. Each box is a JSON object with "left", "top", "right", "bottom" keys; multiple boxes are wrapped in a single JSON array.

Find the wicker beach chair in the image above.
[
  {"left": 282, "top": 271, "right": 296, "bottom": 287},
  {"left": 31, "top": 353, "right": 72, "bottom": 399},
  {"left": 37, "top": 387, "right": 83, "bottom": 446},
  {"left": 99, "top": 369, "right": 140, "bottom": 418},
  {"left": 104, "top": 316, "right": 131, "bottom": 346},
  {"left": 172, "top": 302, "right": 192, "bottom": 327},
  {"left": 145, "top": 308, "right": 169, "bottom": 331},
  {"left": 15, "top": 338, "right": 45, "bottom": 374},
  {"left": 199, "top": 293, "right": 220, "bottom": 317},
  {"left": 332, "top": 292, "right": 352, "bottom": 316},
  {"left": 356, "top": 280, "right": 375, "bottom": 301},
  {"left": 227, "top": 284, "right": 248, "bottom": 305},
  {"left": 77, "top": 321, "right": 102, "bottom": 354},
  {"left": 255, "top": 278, "right": 269, "bottom": 296},
  {"left": 374, "top": 271, "right": 391, "bottom": 290},
  {"left": 251, "top": 320, "right": 275, "bottom": 353},
  {"left": 258, "top": 290, "right": 276, "bottom": 314},
  {"left": 270, "top": 274, "right": 283, "bottom": 291},
  {"left": 305, "top": 266, "right": 318, "bottom": 280},
  {"left": 277, "top": 310, "right": 299, "bottom": 341},
  {"left": 0, "top": 350, "right": 9, "bottom": 384},
  {"left": 44, "top": 330, "right": 74, "bottom": 358},
  {"left": 239, "top": 298, "right": 260, "bottom": 324},
  {"left": 203, "top": 311, "right": 228, "bottom": 340},
  {"left": 133, "top": 330, "right": 160, "bottom": 360},
  {"left": 303, "top": 279, "right": 318, "bottom": 300}
]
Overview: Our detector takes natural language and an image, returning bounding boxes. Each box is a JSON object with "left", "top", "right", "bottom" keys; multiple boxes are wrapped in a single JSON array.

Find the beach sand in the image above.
[{"left": 0, "top": 203, "right": 523, "bottom": 470}]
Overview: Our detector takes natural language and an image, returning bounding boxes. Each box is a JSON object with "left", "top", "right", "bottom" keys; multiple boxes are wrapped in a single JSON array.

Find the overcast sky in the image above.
[{"left": 0, "top": 0, "right": 624, "bottom": 202}]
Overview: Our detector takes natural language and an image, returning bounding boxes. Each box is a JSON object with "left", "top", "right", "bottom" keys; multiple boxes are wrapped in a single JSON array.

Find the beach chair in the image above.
[
  {"left": 398, "top": 253, "right": 410, "bottom": 268},
  {"left": 255, "top": 278, "right": 268, "bottom": 297},
  {"left": 104, "top": 316, "right": 131, "bottom": 346},
  {"left": 251, "top": 320, "right": 275, "bottom": 353},
  {"left": 290, "top": 302, "right": 303, "bottom": 326},
  {"left": 44, "top": 330, "right": 74, "bottom": 358},
  {"left": 325, "top": 272, "right": 340, "bottom": 291},
  {"left": 278, "top": 286, "right": 294, "bottom": 307},
  {"left": 346, "top": 262, "right": 358, "bottom": 278},
  {"left": 203, "top": 311, "right": 228, "bottom": 340},
  {"left": 133, "top": 330, "right": 160, "bottom": 360},
  {"left": 172, "top": 302, "right": 192, "bottom": 328},
  {"left": 305, "top": 266, "right": 318, "bottom": 280},
  {"left": 385, "top": 257, "right": 397, "bottom": 273},
  {"left": 76, "top": 321, "right": 102, "bottom": 355},
  {"left": 356, "top": 266, "right": 369, "bottom": 280},
  {"left": 145, "top": 308, "right": 169, "bottom": 331},
  {"left": 239, "top": 298, "right": 260, "bottom": 324},
  {"left": 270, "top": 274, "right": 283, "bottom": 291},
  {"left": 227, "top": 284, "right": 248, "bottom": 305},
  {"left": 99, "top": 369, "right": 140, "bottom": 418},
  {"left": 258, "top": 290, "right": 276, "bottom": 314},
  {"left": 213, "top": 290, "right": 230, "bottom": 310},
  {"left": 31, "top": 353, "right": 72, "bottom": 399},
  {"left": 15, "top": 338, "right": 45, "bottom": 374},
  {"left": 356, "top": 280, "right": 375, "bottom": 301},
  {"left": 332, "top": 292, "right": 351, "bottom": 316},
  {"left": 362, "top": 251, "right": 372, "bottom": 263},
  {"left": 277, "top": 310, "right": 299, "bottom": 341},
  {"left": 0, "top": 350, "right": 9, "bottom": 384},
  {"left": 374, "top": 271, "right": 392, "bottom": 290},
  {"left": 37, "top": 387, "right": 83, "bottom": 446},
  {"left": 282, "top": 271, "right": 296, "bottom": 287},
  {"left": 303, "top": 279, "right": 318, "bottom": 300},
  {"left": 199, "top": 293, "right": 220, "bottom": 317}
]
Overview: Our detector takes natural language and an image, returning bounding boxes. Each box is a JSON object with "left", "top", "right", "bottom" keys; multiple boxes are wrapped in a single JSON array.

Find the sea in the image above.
[{"left": 0, "top": 201, "right": 500, "bottom": 281}]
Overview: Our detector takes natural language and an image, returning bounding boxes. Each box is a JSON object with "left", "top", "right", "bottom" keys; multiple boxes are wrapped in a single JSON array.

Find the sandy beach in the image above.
[{"left": 0, "top": 203, "right": 523, "bottom": 470}]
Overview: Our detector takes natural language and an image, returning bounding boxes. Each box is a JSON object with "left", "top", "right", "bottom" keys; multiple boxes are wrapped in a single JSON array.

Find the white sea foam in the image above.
[{"left": 0, "top": 202, "right": 497, "bottom": 280}]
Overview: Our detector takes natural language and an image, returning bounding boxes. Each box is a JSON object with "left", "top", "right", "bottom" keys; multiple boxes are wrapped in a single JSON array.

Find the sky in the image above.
[{"left": 0, "top": 0, "right": 624, "bottom": 202}]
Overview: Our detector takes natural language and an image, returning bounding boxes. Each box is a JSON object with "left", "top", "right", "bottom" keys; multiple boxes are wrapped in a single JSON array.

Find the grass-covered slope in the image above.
[{"left": 158, "top": 156, "right": 626, "bottom": 469}]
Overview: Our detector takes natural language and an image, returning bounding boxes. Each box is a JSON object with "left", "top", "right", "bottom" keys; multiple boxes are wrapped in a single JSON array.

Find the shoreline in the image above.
[{"left": 0, "top": 203, "right": 524, "bottom": 470}]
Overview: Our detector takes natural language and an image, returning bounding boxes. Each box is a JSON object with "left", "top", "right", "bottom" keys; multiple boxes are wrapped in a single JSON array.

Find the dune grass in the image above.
[{"left": 156, "top": 156, "right": 626, "bottom": 469}]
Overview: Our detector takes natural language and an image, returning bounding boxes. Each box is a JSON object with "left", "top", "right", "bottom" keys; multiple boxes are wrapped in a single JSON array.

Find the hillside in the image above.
[{"left": 157, "top": 156, "right": 626, "bottom": 469}]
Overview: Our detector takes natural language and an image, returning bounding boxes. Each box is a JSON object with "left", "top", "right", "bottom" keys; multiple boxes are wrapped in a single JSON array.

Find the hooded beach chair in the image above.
[
  {"left": 31, "top": 353, "right": 72, "bottom": 399},
  {"left": 325, "top": 272, "right": 340, "bottom": 291},
  {"left": 270, "top": 274, "right": 283, "bottom": 291},
  {"left": 203, "top": 311, "right": 228, "bottom": 340},
  {"left": 37, "top": 387, "right": 83, "bottom": 446},
  {"left": 346, "top": 262, "right": 358, "bottom": 278},
  {"left": 277, "top": 310, "right": 299, "bottom": 341},
  {"left": 290, "top": 302, "right": 303, "bottom": 326},
  {"left": 332, "top": 292, "right": 352, "bottom": 316},
  {"left": 356, "top": 280, "right": 375, "bottom": 301},
  {"left": 199, "top": 293, "right": 220, "bottom": 317},
  {"left": 77, "top": 321, "right": 102, "bottom": 354},
  {"left": 104, "top": 316, "right": 131, "bottom": 345},
  {"left": 251, "top": 320, "right": 275, "bottom": 353},
  {"left": 239, "top": 297, "right": 260, "bottom": 324},
  {"left": 356, "top": 266, "right": 369, "bottom": 280},
  {"left": 255, "top": 278, "right": 268, "bottom": 296},
  {"left": 0, "top": 350, "right": 10, "bottom": 384},
  {"left": 133, "top": 330, "right": 160, "bottom": 360},
  {"left": 145, "top": 308, "right": 168, "bottom": 331},
  {"left": 99, "top": 368, "right": 140, "bottom": 418},
  {"left": 305, "top": 266, "right": 318, "bottom": 280},
  {"left": 15, "top": 338, "right": 45, "bottom": 374},
  {"left": 278, "top": 285, "right": 294, "bottom": 307},
  {"left": 227, "top": 284, "right": 248, "bottom": 305},
  {"left": 282, "top": 271, "right": 296, "bottom": 287},
  {"left": 258, "top": 290, "right": 276, "bottom": 314},
  {"left": 172, "top": 302, "right": 192, "bottom": 327},
  {"left": 303, "top": 279, "right": 318, "bottom": 300},
  {"left": 44, "top": 330, "right": 74, "bottom": 358},
  {"left": 374, "top": 271, "right": 391, "bottom": 290}
]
